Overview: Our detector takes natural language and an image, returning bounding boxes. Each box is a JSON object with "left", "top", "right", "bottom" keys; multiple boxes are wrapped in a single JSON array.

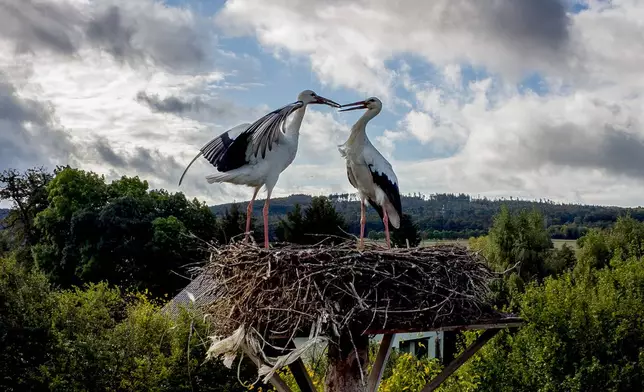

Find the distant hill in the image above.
[{"left": 210, "top": 193, "right": 644, "bottom": 240}]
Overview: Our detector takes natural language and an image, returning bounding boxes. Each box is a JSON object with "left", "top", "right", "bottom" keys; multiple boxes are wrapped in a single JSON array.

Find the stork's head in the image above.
[
  {"left": 338, "top": 97, "right": 382, "bottom": 113},
  {"left": 298, "top": 90, "right": 341, "bottom": 108}
]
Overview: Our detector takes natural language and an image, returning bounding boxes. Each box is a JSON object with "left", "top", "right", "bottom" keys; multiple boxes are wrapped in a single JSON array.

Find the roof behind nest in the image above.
[{"left": 197, "top": 241, "right": 515, "bottom": 339}]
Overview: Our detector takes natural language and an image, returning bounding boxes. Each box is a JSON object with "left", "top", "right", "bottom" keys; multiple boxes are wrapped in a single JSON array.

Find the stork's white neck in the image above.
[
  {"left": 347, "top": 108, "right": 379, "bottom": 147},
  {"left": 286, "top": 104, "right": 308, "bottom": 140}
]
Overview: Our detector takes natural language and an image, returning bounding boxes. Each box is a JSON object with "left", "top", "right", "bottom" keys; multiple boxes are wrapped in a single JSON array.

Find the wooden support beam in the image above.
[
  {"left": 420, "top": 328, "right": 500, "bottom": 392},
  {"left": 288, "top": 358, "right": 317, "bottom": 392},
  {"left": 281, "top": 339, "right": 317, "bottom": 392},
  {"left": 366, "top": 333, "right": 394, "bottom": 392},
  {"left": 240, "top": 343, "right": 293, "bottom": 392},
  {"left": 364, "top": 318, "right": 524, "bottom": 335}
]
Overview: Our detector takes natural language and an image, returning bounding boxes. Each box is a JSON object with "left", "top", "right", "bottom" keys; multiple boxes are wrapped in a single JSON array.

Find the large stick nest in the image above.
[{"left": 199, "top": 240, "right": 503, "bottom": 341}]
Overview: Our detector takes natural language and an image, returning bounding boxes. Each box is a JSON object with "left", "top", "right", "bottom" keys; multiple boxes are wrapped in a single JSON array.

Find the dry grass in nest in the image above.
[{"left": 199, "top": 239, "right": 502, "bottom": 342}]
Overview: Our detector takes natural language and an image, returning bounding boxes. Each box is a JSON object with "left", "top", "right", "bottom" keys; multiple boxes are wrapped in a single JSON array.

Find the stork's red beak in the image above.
[
  {"left": 338, "top": 100, "right": 368, "bottom": 112},
  {"left": 315, "top": 95, "right": 341, "bottom": 108}
]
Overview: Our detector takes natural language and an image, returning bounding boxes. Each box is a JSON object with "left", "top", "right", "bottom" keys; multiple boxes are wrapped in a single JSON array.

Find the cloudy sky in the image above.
[{"left": 1, "top": 0, "right": 643, "bottom": 207}]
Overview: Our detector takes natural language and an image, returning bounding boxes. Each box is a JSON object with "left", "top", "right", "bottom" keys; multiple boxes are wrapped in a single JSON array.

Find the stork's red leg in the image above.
[
  {"left": 359, "top": 200, "right": 366, "bottom": 248},
  {"left": 384, "top": 211, "right": 391, "bottom": 249},
  {"left": 263, "top": 196, "right": 270, "bottom": 249},
  {"left": 245, "top": 187, "right": 260, "bottom": 242}
]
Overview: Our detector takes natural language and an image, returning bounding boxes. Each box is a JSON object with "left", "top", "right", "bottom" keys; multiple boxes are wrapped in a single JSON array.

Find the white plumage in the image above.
[
  {"left": 337, "top": 97, "right": 402, "bottom": 248},
  {"left": 179, "top": 90, "right": 340, "bottom": 248}
]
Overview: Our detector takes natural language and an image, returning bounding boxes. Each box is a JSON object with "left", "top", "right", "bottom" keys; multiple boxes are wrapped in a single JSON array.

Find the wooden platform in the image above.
[{"left": 259, "top": 315, "right": 524, "bottom": 392}]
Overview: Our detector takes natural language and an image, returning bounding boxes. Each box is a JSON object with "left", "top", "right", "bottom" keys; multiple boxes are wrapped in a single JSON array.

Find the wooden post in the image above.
[
  {"left": 441, "top": 330, "right": 458, "bottom": 364},
  {"left": 325, "top": 329, "right": 370, "bottom": 392},
  {"left": 420, "top": 329, "right": 500, "bottom": 392},
  {"left": 366, "top": 333, "right": 394, "bottom": 392}
]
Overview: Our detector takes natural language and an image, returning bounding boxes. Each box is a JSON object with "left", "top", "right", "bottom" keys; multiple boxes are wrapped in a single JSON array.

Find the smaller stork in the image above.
[{"left": 337, "top": 97, "right": 402, "bottom": 249}]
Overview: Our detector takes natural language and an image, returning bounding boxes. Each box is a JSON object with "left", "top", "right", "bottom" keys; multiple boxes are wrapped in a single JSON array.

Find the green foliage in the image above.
[
  {"left": 219, "top": 202, "right": 258, "bottom": 244},
  {"left": 470, "top": 207, "right": 555, "bottom": 309},
  {"left": 275, "top": 204, "right": 305, "bottom": 244},
  {"left": 0, "top": 257, "right": 265, "bottom": 391},
  {"left": 487, "top": 206, "right": 553, "bottom": 280},
  {"left": 276, "top": 196, "right": 348, "bottom": 244},
  {"left": 277, "top": 345, "right": 328, "bottom": 392},
  {"left": 0, "top": 256, "right": 53, "bottom": 390},
  {"left": 575, "top": 215, "right": 644, "bottom": 278},
  {"left": 391, "top": 213, "right": 421, "bottom": 248},
  {"left": 472, "top": 257, "right": 644, "bottom": 391},
  {"left": 0, "top": 167, "right": 53, "bottom": 263},
  {"left": 469, "top": 207, "right": 555, "bottom": 309},
  {"left": 377, "top": 332, "right": 483, "bottom": 392},
  {"left": 544, "top": 243, "right": 576, "bottom": 277},
  {"left": 31, "top": 167, "right": 219, "bottom": 297},
  {"left": 379, "top": 352, "right": 443, "bottom": 391}
]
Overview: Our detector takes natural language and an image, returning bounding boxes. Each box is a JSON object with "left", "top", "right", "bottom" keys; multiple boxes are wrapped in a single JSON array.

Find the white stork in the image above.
[
  {"left": 337, "top": 97, "right": 402, "bottom": 249},
  {"left": 179, "top": 90, "right": 340, "bottom": 249}
]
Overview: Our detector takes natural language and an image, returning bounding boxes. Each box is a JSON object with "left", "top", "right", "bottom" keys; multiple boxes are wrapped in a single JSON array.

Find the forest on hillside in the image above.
[
  {"left": 211, "top": 192, "right": 644, "bottom": 240},
  {"left": 3, "top": 168, "right": 642, "bottom": 242}
]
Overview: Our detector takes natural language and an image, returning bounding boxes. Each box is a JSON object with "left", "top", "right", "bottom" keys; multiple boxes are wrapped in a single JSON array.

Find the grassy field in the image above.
[
  {"left": 375, "top": 238, "right": 579, "bottom": 249},
  {"left": 421, "top": 238, "right": 578, "bottom": 249}
]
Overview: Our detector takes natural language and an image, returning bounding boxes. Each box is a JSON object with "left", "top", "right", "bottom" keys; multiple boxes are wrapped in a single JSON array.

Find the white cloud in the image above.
[
  {"left": 275, "top": 109, "right": 354, "bottom": 196},
  {"left": 216, "top": 0, "right": 573, "bottom": 98},
  {"left": 4, "top": 0, "right": 644, "bottom": 209},
  {"left": 214, "top": 0, "right": 644, "bottom": 207},
  {"left": 0, "top": 0, "right": 254, "bottom": 204}
]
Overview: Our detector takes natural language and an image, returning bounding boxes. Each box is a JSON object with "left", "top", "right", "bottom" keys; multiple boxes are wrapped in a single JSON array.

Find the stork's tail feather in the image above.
[
  {"left": 178, "top": 151, "right": 203, "bottom": 186},
  {"left": 205, "top": 172, "right": 238, "bottom": 184},
  {"left": 367, "top": 198, "right": 401, "bottom": 229},
  {"left": 388, "top": 209, "right": 401, "bottom": 229}
]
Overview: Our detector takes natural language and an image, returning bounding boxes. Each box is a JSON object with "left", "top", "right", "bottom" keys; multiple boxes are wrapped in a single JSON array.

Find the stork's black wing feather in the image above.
[
  {"left": 346, "top": 163, "right": 358, "bottom": 189},
  {"left": 366, "top": 197, "right": 385, "bottom": 222},
  {"left": 369, "top": 165, "right": 402, "bottom": 219},
  {"left": 207, "top": 101, "right": 303, "bottom": 171},
  {"left": 178, "top": 101, "right": 304, "bottom": 184},
  {"left": 247, "top": 101, "right": 304, "bottom": 159}
]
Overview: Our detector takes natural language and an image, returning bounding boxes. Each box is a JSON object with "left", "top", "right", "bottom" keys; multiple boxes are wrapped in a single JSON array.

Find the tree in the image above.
[
  {"left": 483, "top": 206, "right": 553, "bottom": 283},
  {"left": 391, "top": 213, "right": 421, "bottom": 248},
  {"left": 275, "top": 203, "right": 305, "bottom": 243},
  {"left": 0, "top": 256, "right": 269, "bottom": 391},
  {"left": 276, "top": 196, "right": 348, "bottom": 245},
  {"left": 0, "top": 256, "right": 54, "bottom": 390},
  {"left": 575, "top": 215, "right": 644, "bottom": 278},
  {"left": 0, "top": 167, "right": 53, "bottom": 263},
  {"left": 218, "top": 202, "right": 258, "bottom": 244},
  {"left": 470, "top": 256, "right": 644, "bottom": 392},
  {"left": 31, "top": 167, "right": 219, "bottom": 297},
  {"left": 544, "top": 243, "right": 576, "bottom": 277}
]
